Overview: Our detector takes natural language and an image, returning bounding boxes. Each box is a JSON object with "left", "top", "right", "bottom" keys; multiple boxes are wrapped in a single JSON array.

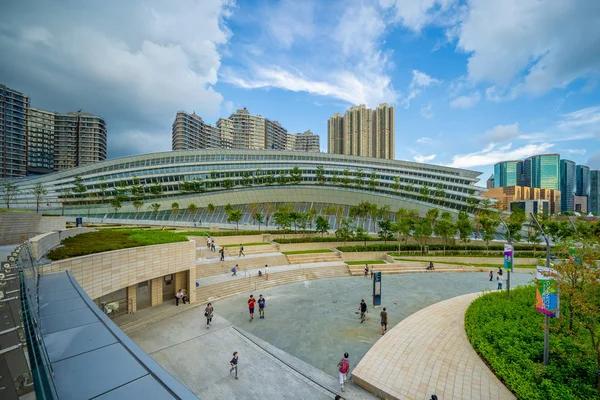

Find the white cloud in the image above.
[
  {"left": 563, "top": 149, "right": 587, "bottom": 156},
  {"left": 420, "top": 103, "right": 434, "bottom": 119},
  {"left": 416, "top": 136, "right": 436, "bottom": 144},
  {"left": 480, "top": 123, "right": 520, "bottom": 143},
  {"left": 449, "top": 91, "right": 480, "bottom": 108},
  {"left": 381, "top": 0, "right": 460, "bottom": 32},
  {"left": 558, "top": 106, "right": 600, "bottom": 128},
  {"left": 457, "top": 0, "right": 600, "bottom": 95},
  {"left": 265, "top": 0, "right": 316, "bottom": 48},
  {"left": 414, "top": 153, "right": 437, "bottom": 163},
  {"left": 410, "top": 70, "right": 441, "bottom": 88},
  {"left": 447, "top": 142, "right": 555, "bottom": 168},
  {"left": 333, "top": 4, "right": 385, "bottom": 56}
]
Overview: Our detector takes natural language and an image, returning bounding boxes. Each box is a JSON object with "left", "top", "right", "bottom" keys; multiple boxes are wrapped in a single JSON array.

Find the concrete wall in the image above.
[
  {"left": 42, "top": 240, "right": 196, "bottom": 301},
  {"left": 277, "top": 240, "right": 389, "bottom": 252},
  {"left": 0, "top": 212, "right": 67, "bottom": 244},
  {"left": 29, "top": 227, "right": 95, "bottom": 260},
  {"left": 340, "top": 251, "right": 389, "bottom": 261}
]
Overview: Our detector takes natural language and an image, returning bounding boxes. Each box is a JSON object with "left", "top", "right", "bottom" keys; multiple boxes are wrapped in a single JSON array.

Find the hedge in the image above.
[
  {"left": 275, "top": 236, "right": 380, "bottom": 244},
  {"left": 465, "top": 286, "right": 598, "bottom": 399},
  {"left": 180, "top": 229, "right": 315, "bottom": 237},
  {"left": 337, "top": 243, "right": 548, "bottom": 254}
]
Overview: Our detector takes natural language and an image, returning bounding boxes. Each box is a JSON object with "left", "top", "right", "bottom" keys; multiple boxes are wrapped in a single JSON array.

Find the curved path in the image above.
[{"left": 351, "top": 292, "right": 515, "bottom": 400}]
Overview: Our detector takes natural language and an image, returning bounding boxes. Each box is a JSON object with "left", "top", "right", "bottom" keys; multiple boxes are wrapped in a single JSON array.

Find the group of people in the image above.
[
  {"left": 206, "top": 236, "right": 217, "bottom": 252},
  {"left": 489, "top": 267, "right": 505, "bottom": 290},
  {"left": 230, "top": 264, "right": 270, "bottom": 280},
  {"left": 363, "top": 265, "right": 375, "bottom": 279},
  {"left": 175, "top": 288, "right": 189, "bottom": 306},
  {"left": 358, "top": 299, "right": 388, "bottom": 335},
  {"left": 247, "top": 294, "right": 266, "bottom": 321}
]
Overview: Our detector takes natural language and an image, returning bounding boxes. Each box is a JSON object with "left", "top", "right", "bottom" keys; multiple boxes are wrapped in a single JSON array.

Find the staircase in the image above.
[
  {"left": 347, "top": 261, "right": 485, "bottom": 276},
  {"left": 285, "top": 251, "right": 343, "bottom": 264},
  {"left": 225, "top": 243, "right": 279, "bottom": 257}
]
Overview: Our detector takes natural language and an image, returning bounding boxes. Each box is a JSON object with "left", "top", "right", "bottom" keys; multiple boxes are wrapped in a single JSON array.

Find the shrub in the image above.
[
  {"left": 179, "top": 229, "right": 314, "bottom": 237},
  {"left": 465, "top": 286, "right": 598, "bottom": 399}
]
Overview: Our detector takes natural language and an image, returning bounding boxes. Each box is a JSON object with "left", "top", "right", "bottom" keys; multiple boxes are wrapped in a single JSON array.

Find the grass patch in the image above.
[
  {"left": 465, "top": 286, "right": 599, "bottom": 399},
  {"left": 222, "top": 242, "right": 271, "bottom": 247},
  {"left": 0, "top": 208, "right": 34, "bottom": 213},
  {"left": 345, "top": 260, "right": 386, "bottom": 265},
  {"left": 281, "top": 249, "right": 333, "bottom": 255},
  {"left": 47, "top": 229, "right": 188, "bottom": 261}
]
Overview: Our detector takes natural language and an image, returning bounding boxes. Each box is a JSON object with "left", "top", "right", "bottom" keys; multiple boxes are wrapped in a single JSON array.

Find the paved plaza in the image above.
[{"left": 127, "top": 272, "right": 531, "bottom": 399}]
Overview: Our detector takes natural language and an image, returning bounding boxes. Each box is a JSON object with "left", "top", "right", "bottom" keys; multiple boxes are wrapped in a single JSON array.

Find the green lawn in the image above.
[
  {"left": 281, "top": 249, "right": 333, "bottom": 255},
  {"left": 222, "top": 242, "right": 271, "bottom": 247},
  {"left": 345, "top": 260, "right": 386, "bottom": 265},
  {"left": 393, "top": 258, "right": 535, "bottom": 269},
  {"left": 47, "top": 229, "right": 189, "bottom": 261}
]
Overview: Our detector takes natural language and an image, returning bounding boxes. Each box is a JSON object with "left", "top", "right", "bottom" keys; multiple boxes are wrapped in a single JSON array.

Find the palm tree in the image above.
[
  {"left": 171, "top": 202, "right": 180, "bottom": 215},
  {"left": 133, "top": 200, "right": 144, "bottom": 214}
]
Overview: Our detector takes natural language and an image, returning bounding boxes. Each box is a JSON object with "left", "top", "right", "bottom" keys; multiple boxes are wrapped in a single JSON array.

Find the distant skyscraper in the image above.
[
  {"left": 291, "top": 130, "right": 320, "bottom": 152},
  {"left": 559, "top": 159, "right": 576, "bottom": 212},
  {"left": 590, "top": 170, "right": 600, "bottom": 215},
  {"left": 265, "top": 119, "right": 287, "bottom": 150},
  {"left": 54, "top": 111, "right": 107, "bottom": 171},
  {"left": 0, "top": 84, "right": 29, "bottom": 177},
  {"left": 27, "top": 108, "right": 55, "bottom": 174},
  {"left": 327, "top": 103, "right": 395, "bottom": 159},
  {"left": 524, "top": 154, "right": 560, "bottom": 190},
  {"left": 216, "top": 118, "right": 233, "bottom": 149},
  {"left": 494, "top": 160, "right": 520, "bottom": 187},
  {"left": 486, "top": 174, "right": 494, "bottom": 189},
  {"left": 230, "top": 108, "right": 266, "bottom": 150},
  {"left": 576, "top": 164, "right": 590, "bottom": 211},
  {"left": 172, "top": 111, "right": 220, "bottom": 151}
]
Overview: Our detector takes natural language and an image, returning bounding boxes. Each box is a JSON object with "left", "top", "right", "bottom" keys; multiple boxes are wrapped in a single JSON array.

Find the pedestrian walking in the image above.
[
  {"left": 359, "top": 299, "right": 368, "bottom": 323},
  {"left": 248, "top": 294, "right": 256, "bottom": 322},
  {"left": 364, "top": 265, "right": 368, "bottom": 278},
  {"left": 231, "top": 264, "right": 238, "bottom": 276},
  {"left": 264, "top": 264, "right": 269, "bottom": 280},
  {"left": 489, "top": 270, "right": 494, "bottom": 281},
  {"left": 497, "top": 274, "right": 503, "bottom": 290},
  {"left": 204, "top": 303, "right": 214, "bottom": 329},
  {"left": 258, "top": 294, "right": 266, "bottom": 319},
  {"left": 337, "top": 352, "right": 350, "bottom": 392},
  {"left": 229, "top": 351, "right": 239, "bottom": 379},
  {"left": 380, "top": 307, "right": 388, "bottom": 335},
  {"left": 498, "top": 267, "right": 503, "bottom": 276},
  {"left": 207, "top": 236, "right": 211, "bottom": 248},
  {"left": 370, "top": 266, "right": 374, "bottom": 279},
  {"left": 220, "top": 247, "right": 225, "bottom": 261},
  {"left": 211, "top": 242, "right": 216, "bottom": 252},
  {"left": 239, "top": 244, "right": 245, "bottom": 257}
]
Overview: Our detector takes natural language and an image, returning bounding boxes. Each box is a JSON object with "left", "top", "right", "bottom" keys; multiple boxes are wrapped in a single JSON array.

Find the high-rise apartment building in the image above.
[
  {"left": 327, "top": 103, "right": 395, "bottom": 159},
  {"left": 54, "top": 112, "right": 107, "bottom": 171},
  {"left": 292, "top": 130, "right": 320, "bottom": 152},
  {"left": 0, "top": 84, "right": 29, "bottom": 177},
  {"left": 285, "top": 133, "right": 296, "bottom": 151},
  {"left": 27, "top": 108, "right": 55, "bottom": 174},
  {"left": 494, "top": 160, "right": 520, "bottom": 187},
  {"left": 230, "top": 108, "right": 266, "bottom": 150},
  {"left": 172, "top": 111, "right": 220, "bottom": 151},
  {"left": 591, "top": 170, "right": 600, "bottom": 215},
  {"left": 216, "top": 118, "right": 234, "bottom": 149},
  {"left": 524, "top": 154, "right": 560, "bottom": 190},
  {"left": 559, "top": 159, "right": 576, "bottom": 212},
  {"left": 265, "top": 119, "right": 287, "bottom": 150}
]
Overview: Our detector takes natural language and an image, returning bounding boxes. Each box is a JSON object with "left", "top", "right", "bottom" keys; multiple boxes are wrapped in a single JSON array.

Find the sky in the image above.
[{"left": 1, "top": 0, "right": 600, "bottom": 186}]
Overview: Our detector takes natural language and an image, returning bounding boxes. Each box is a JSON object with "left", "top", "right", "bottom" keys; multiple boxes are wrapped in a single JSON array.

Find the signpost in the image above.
[
  {"left": 503, "top": 243, "right": 514, "bottom": 297},
  {"left": 373, "top": 272, "right": 382, "bottom": 307}
]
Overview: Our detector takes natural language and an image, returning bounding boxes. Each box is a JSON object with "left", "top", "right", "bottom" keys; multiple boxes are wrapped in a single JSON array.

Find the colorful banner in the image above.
[
  {"left": 536, "top": 267, "right": 559, "bottom": 317},
  {"left": 503, "top": 244, "right": 514, "bottom": 271}
]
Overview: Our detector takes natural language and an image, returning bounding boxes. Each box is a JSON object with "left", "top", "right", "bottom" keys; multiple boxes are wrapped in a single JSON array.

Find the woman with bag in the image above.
[{"left": 204, "top": 302, "right": 214, "bottom": 329}]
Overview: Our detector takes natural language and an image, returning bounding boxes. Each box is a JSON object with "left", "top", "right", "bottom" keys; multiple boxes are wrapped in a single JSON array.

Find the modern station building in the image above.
[{"left": 8, "top": 149, "right": 485, "bottom": 225}]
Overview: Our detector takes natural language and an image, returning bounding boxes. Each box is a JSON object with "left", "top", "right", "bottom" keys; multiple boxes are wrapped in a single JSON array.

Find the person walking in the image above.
[
  {"left": 498, "top": 266, "right": 503, "bottom": 277},
  {"left": 239, "top": 244, "right": 245, "bottom": 257},
  {"left": 231, "top": 264, "right": 238, "bottom": 276},
  {"left": 211, "top": 241, "right": 216, "bottom": 252},
  {"left": 264, "top": 264, "right": 269, "bottom": 280},
  {"left": 204, "top": 302, "right": 214, "bottom": 329},
  {"left": 248, "top": 294, "right": 256, "bottom": 322},
  {"left": 258, "top": 294, "right": 266, "bottom": 319},
  {"left": 359, "top": 299, "right": 368, "bottom": 323},
  {"left": 380, "top": 307, "right": 388, "bottom": 335},
  {"left": 229, "top": 351, "right": 239, "bottom": 379},
  {"left": 220, "top": 247, "right": 225, "bottom": 261},
  {"left": 337, "top": 352, "right": 350, "bottom": 392},
  {"left": 489, "top": 270, "right": 494, "bottom": 281},
  {"left": 364, "top": 265, "right": 369, "bottom": 278},
  {"left": 497, "top": 274, "right": 503, "bottom": 290}
]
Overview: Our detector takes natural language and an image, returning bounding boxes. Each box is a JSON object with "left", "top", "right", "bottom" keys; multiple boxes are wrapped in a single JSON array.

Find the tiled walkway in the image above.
[{"left": 351, "top": 292, "right": 516, "bottom": 400}]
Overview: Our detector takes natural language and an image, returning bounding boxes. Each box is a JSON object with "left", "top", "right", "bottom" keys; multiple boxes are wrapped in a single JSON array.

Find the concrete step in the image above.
[
  {"left": 225, "top": 244, "right": 278, "bottom": 256},
  {"left": 285, "top": 252, "right": 342, "bottom": 264}
]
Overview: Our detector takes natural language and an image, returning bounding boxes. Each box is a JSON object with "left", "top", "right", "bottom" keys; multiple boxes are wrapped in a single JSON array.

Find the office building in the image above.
[
  {"left": 559, "top": 159, "right": 576, "bottom": 212},
  {"left": 54, "top": 111, "right": 107, "bottom": 171},
  {"left": 494, "top": 160, "right": 520, "bottom": 187},
  {"left": 0, "top": 84, "right": 29, "bottom": 177},
  {"left": 486, "top": 174, "right": 494, "bottom": 189},
  {"left": 576, "top": 164, "right": 590, "bottom": 211},
  {"left": 510, "top": 199, "right": 549, "bottom": 216},
  {"left": 524, "top": 154, "right": 560, "bottom": 190},
  {"left": 327, "top": 103, "right": 395, "bottom": 159},
  {"left": 172, "top": 111, "right": 220, "bottom": 151},
  {"left": 482, "top": 185, "right": 560, "bottom": 214},
  {"left": 291, "top": 130, "right": 320, "bottom": 152},
  {"left": 591, "top": 170, "right": 600, "bottom": 215},
  {"left": 27, "top": 108, "right": 55, "bottom": 174}
]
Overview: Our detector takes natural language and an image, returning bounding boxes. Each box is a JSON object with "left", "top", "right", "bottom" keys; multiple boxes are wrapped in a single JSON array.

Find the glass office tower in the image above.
[
  {"left": 559, "top": 159, "right": 576, "bottom": 212},
  {"left": 525, "top": 154, "right": 560, "bottom": 190},
  {"left": 494, "top": 160, "right": 520, "bottom": 187},
  {"left": 591, "top": 170, "right": 600, "bottom": 215}
]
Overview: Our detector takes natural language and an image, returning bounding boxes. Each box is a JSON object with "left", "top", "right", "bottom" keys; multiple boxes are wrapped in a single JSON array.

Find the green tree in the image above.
[
  {"left": 315, "top": 215, "right": 330, "bottom": 237},
  {"left": 133, "top": 200, "right": 144, "bottom": 214},
  {"left": 1, "top": 182, "right": 19, "bottom": 209},
  {"left": 341, "top": 169, "right": 352, "bottom": 187},
  {"left": 110, "top": 198, "right": 122, "bottom": 214},
  {"left": 207, "top": 203, "right": 215, "bottom": 216},
  {"left": 32, "top": 182, "right": 47, "bottom": 213},
  {"left": 289, "top": 166, "right": 302, "bottom": 184},
  {"left": 224, "top": 203, "right": 233, "bottom": 214},
  {"left": 73, "top": 176, "right": 89, "bottom": 214},
  {"left": 307, "top": 207, "right": 318, "bottom": 229},
  {"left": 434, "top": 212, "right": 457, "bottom": 255},
  {"left": 150, "top": 182, "right": 163, "bottom": 197},
  {"left": 316, "top": 165, "right": 326, "bottom": 185},
  {"left": 478, "top": 214, "right": 499, "bottom": 251},
  {"left": 331, "top": 170, "right": 339, "bottom": 184},
  {"left": 335, "top": 218, "right": 354, "bottom": 245},
  {"left": 419, "top": 183, "right": 431, "bottom": 202},
  {"left": 273, "top": 208, "right": 292, "bottom": 234},
  {"left": 131, "top": 177, "right": 146, "bottom": 198},
  {"left": 434, "top": 183, "right": 446, "bottom": 205},
  {"left": 456, "top": 211, "right": 473, "bottom": 250},
  {"left": 393, "top": 208, "right": 418, "bottom": 252},
  {"left": 413, "top": 218, "right": 433, "bottom": 254},
  {"left": 354, "top": 168, "right": 365, "bottom": 188},
  {"left": 59, "top": 187, "right": 71, "bottom": 216},
  {"left": 149, "top": 203, "right": 161, "bottom": 217},
  {"left": 368, "top": 171, "right": 377, "bottom": 189},
  {"left": 354, "top": 226, "right": 369, "bottom": 246},
  {"left": 241, "top": 172, "right": 253, "bottom": 187},
  {"left": 263, "top": 203, "right": 274, "bottom": 227},
  {"left": 222, "top": 179, "right": 234, "bottom": 190},
  {"left": 249, "top": 202, "right": 259, "bottom": 223},
  {"left": 425, "top": 208, "right": 439, "bottom": 224},
  {"left": 255, "top": 212, "right": 264, "bottom": 231},
  {"left": 171, "top": 202, "right": 180, "bottom": 215},
  {"left": 227, "top": 209, "right": 243, "bottom": 230},
  {"left": 391, "top": 176, "right": 400, "bottom": 194},
  {"left": 187, "top": 203, "right": 198, "bottom": 216},
  {"left": 378, "top": 219, "right": 394, "bottom": 243},
  {"left": 369, "top": 203, "right": 378, "bottom": 232},
  {"left": 97, "top": 177, "right": 109, "bottom": 205},
  {"left": 277, "top": 171, "right": 289, "bottom": 185},
  {"left": 526, "top": 223, "right": 541, "bottom": 255}
]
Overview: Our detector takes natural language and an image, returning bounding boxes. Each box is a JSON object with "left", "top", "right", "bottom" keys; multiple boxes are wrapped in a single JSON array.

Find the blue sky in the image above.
[{"left": 1, "top": 0, "right": 599, "bottom": 185}]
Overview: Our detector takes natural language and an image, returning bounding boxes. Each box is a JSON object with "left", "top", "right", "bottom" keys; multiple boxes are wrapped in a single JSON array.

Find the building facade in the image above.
[
  {"left": 494, "top": 160, "right": 520, "bottom": 188},
  {"left": 486, "top": 174, "right": 494, "bottom": 189},
  {"left": 327, "top": 103, "right": 395, "bottom": 160},
  {"left": 216, "top": 118, "right": 233, "bottom": 149},
  {"left": 482, "top": 185, "right": 560, "bottom": 214},
  {"left": 510, "top": 199, "right": 549, "bottom": 216},
  {"left": 172, "top": 111, "right": 220, "bottom": 151},
  {"left": 0, "top": 84, "right": 29, "bottom": 178},
  {"left": 524, "top": 154, "right": 560, "bottom": 190},
  {"left": 264, "top": 119, "right": 288, "bottom": 150},
  {"left": 230, "top": 108, "right": 266, "bottom": 150},
  {"left": 290, "top": 130, "right": 320, "bottom": 152},
  {"left": 27, "top": 108, "right": 55, "bottom": 174},
  {"left": 576, "top": 164, "right": 590, "bottom": 212},
  {"left": 591, "top": 170, "right": 600, "bottom": 215},
  {"left": 54, "top": 112, "right": 107, "bottom": 171},
  {"left": 559, "top": 159, "right": 576, "bottom": 212}
]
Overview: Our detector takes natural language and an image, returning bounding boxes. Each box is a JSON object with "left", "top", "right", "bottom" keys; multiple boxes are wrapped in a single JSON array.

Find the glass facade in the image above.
[
  {"left": 526, "top": 154, "right": 560, "bottom": 191},
  {"left": 493, "top": 161, "right": 519, "bottom": 187},
  {"left": 559, "top": 159, "right": 576, "bottom": 212},
  {"left": 591, "top": 170, "right": 600, "bottom": 215}
]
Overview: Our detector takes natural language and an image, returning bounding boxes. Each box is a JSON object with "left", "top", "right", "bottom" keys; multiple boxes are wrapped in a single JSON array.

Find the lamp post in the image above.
[
  {"left": 530, "top": 212, "right": 551, "bottom": 366},
  {"left": 499, "top": 216, "right": 511, "bottom": 299}
]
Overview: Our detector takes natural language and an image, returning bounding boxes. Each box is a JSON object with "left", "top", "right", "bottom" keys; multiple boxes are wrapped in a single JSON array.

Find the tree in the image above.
[
  {"left": 179, "top": 179, "right": 204, "bottom": 192},
  {"left": 434, "top": 212, "right": 457, "bottom": 255},
  {"left": 277, "top": 171, "right": 289, "bottom": 185},
  {"left": 263, "top": 203, "right": 274, "bottom": 227},
  {"left": 354, "top": 168, "right": 365, "bottom": 188},
  {"left": 331, "top": 170, "right": 339, "bottom": 184},
  {"left": 369, "top": 203, "right": 378, "bottom": 232},
  {"left": 32, "top": 182, "right": 47, "bottom": 213},
  {"left": 391, "top": 176, "right": 400, "bottom": 194},
  {"left": 241, "top": 172, "right": 253, "bottom": 187},
  {"left": 130, "top": 177, "right": 145, "bottom": 198},
  {"left": 224, "top": 203, "right": 233, "bottom": 214},
  {"left": 393, "top": 208, "right": 417, "bottom": 252},
  {"left": 456, "top": 211, "right": 473, "bottom": 250},
  {"left": 289, "top": 166, "right": 302, "bottom": 184},
  {"left": 187, "top": 203, "right": 198, "bottom": 216},
  {"left": 133, "top": 200, "right": 144, "bottom": 214},
  {"left": 59, "top": 187, "right": 71, "bottom": 216},
  {"left": 222, "top": 179, "right": 234, "bottom": 190},
  {"left": 434, "top": 183, "right": 446, "bottom": 205},
  {"left": 97, "top": 177, "right": 109, "bottom": 206},
  {"left": 1, "top": 182, "right": 19, "bottom": 209},
  {"left": 413, "top": 218, "right": 433, "bottom": 254},
  {"left": 273, "top": 208, "right": 292, "bottom": 234},
  {"left": 425, "top": 208, "right": 439, "bottom": 224},
  {"left": 307, "top": 207, "right": 318, "bottom": 229},
  {"left": 171, "top": 202, "right": 180, "bottom": 216},
  {"left": 341, "top": 169, "right": 352, "bottom": 187},
  {"left": 315, "top": 215, "right": 330, "bottom": 237},
  {"left": 478, "top": 214, "right": 499, "bottom": 251},
  {"left": 207, "top": 203, "right": 215, "bottom": 217},
  {"left": 255, "top": 212, "right": 264, "bottom": 231},
  {"left": 526, "top": 223, "right": 541, "bottom": 255},
  {"left": 316, "top": 165, "right": 326, "bottom": 185},
  {"left": 378, "top": 219, "right": 394, "bottom": 243},
  {"left": 227, "top": 209, "right": 243, "bottom": 230},
  {"left": 368, "top": 171, "right": 378, "bottom": 189},
  {"left": 335, "top": 218, "right": 354, "bottom": 245},
  {"left": 72, "top": 176, "right": 88, "bottom": 214},
  {"left": 354, "top": 226, "right": 369, "bottom": 246},
  {"left": 150, "top": 182, "right": 163, "bottom": 197},
  {"left": 149, "top": 203, "right": 161, "bottom": 217},
  {"left": 110, "top": 198, "right": 122, "bottom": 214},
  {"left": 249, "top": 202, "right": 259, "bottom": 224},
  {"left": 419, "top": 183, "right": 431, "bottom": 202}
]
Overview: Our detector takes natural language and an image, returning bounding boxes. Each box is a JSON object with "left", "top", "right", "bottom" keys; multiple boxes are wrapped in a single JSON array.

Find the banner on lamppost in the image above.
[
  {"left": 536, "top": 266, "right": 559, "bottom": 318},
  {"left": 503, "top": 244, "right": 514, "bottom": 271}
]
